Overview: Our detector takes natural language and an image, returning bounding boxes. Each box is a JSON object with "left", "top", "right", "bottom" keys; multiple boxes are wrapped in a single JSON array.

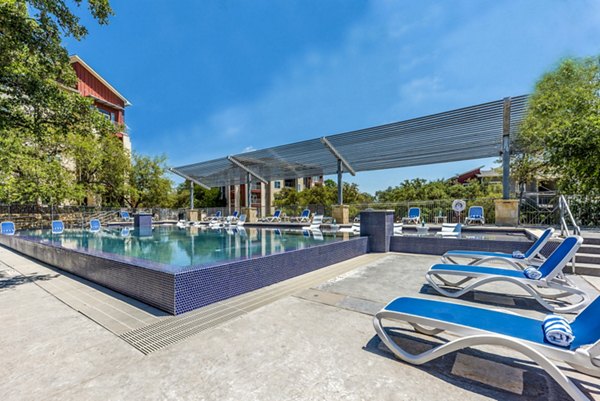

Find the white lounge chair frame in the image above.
[
  {"left": 373, "top": 299, "right": 600, "bottom": 401},
  {"left": 401, "top": 207, "right": 421, "bottom": 225},
  {"left": 374, "top": 296, "right": 600, "bottom": 401},
  {"left": 427, "top": 236, "right": 588, "bottom": 312},
  {"left": 302, "top": 214, "right": 323, "bottom": 230},
  {"left": 441, "top": 227, "right": 554, "bottom": 269},
  {"left": 435, "top": 223, "right": 461, "bottom": 237},
  {"left": 464, "top": 205, "right": 485, "bottom": 225}
]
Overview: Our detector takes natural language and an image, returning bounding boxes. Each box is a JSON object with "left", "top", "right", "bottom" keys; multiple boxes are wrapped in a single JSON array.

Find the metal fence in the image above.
[{"left": 0, "top": 205, "right": 183, "bottom": 229}]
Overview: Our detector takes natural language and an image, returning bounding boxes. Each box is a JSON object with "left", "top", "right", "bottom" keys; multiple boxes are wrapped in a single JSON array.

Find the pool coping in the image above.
[{"left": 0, "top": 232, "right": 368, "bottom": 315}]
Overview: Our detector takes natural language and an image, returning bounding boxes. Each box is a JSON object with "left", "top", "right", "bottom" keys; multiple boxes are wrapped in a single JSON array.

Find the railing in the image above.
[{"left": 559, "top": 195, "right": 581, "bottom": 236}]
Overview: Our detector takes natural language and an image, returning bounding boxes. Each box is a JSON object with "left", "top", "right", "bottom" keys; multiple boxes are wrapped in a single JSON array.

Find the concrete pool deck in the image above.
[{"left": 2, "top": 246, "right": 600, "bottom": 400}]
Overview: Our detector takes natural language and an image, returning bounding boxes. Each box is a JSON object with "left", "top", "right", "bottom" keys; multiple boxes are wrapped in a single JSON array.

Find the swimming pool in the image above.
[
  {"left": 17, "top": 226, "right": 341, "bottom": 272},
  {"left": 1, "top": 226, "right": 368, "bottom": 314}
]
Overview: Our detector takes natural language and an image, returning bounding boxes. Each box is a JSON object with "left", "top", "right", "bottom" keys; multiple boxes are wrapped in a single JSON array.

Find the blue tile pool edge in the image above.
[{"left": 0, "top": 234, "right": 368, "bottom": 315}]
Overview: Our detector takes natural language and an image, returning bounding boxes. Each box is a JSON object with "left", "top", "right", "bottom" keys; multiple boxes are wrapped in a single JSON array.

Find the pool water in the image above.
[{"left": 18, "top": 226, "right": 341, "bottom": 270}]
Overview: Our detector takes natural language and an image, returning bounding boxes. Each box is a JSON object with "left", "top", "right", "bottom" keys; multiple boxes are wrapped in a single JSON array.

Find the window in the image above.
[
  {"left": 97, "top": 108, "right": 116, "bottom": 121},
  {"left": 284, "top": 179, "right": 295, "bottom": 188},
  {"left": 274, "top": 181, "right": 281, "bottom": 189}
]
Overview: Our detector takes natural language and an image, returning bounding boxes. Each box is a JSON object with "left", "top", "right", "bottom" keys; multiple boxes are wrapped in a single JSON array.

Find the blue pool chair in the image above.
[
  {"left": 442, "top": 227, "right": 554, "bottom": 268},
  {"left": 237, "top": 214, "right": 246, "bottom": 226},
  {"left": 89, "top": 219, "right": 101, "bottom": 232},
  {"left": 51, "top": 220, "right": 64, "bottom": 234},
  {"left": 1, "top": 221, "right": 15, "bottom": 235},
  {"left": 264, "top": 209, "right": 282, "bottom": 223},
  {"left": 292, "top": 209, "right": 311, "bottom": 223},
  {"left": 374, "top": 296, "right": 600, "bottom": 401},
  {"left": 119, "top": 211, "right": 132, "bottom": 221},
  {"left": 401, "top": 207, "right": 421, "bottom": 225},
  {"left": 465, "top": 205, "right": 485, "bottom": 225},
  {"left": 427, "top": 236, "right": 587, "bottom": 312}
]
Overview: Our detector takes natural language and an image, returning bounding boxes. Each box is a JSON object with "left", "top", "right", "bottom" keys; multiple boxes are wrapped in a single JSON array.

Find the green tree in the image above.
[
  {"left": 514, "top": 57, "right": 600, "bottom": 195},
  {"left": 0, "top": 0, "right": 115, "bottom": 205},
  {"left": 172, "top": 182, "right": 226, "bottom": 208},
  {"left": 126, "top": 154, "right": 174, "bottom": 208}
]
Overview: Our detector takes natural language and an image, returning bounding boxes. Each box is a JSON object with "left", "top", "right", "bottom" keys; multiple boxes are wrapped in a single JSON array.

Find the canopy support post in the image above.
[
  {"left": 246, "top": 172, "right": 251, "bottom": 208},
  {"left": 337, "top": 159, "right": 343, "bottom": 205},
  {"left": 502, "top": 97, "right": 511, "bottom": 200},
  {"left": 190, "top": 180, "right": 194, "bottom": 209}
]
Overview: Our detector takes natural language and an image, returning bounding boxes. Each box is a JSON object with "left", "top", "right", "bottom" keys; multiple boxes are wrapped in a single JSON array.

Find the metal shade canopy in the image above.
[{"left": 172, "top": 95, "right": 528, "bottom": 188}]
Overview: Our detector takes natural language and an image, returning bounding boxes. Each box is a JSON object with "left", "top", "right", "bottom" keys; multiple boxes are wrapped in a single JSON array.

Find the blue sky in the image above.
[{"left": 65, "top": 0, "right": 600, "bottom": 194}]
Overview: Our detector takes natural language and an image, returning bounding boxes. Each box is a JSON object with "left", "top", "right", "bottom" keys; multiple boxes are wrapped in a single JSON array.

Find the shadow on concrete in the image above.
[
  {"left": 0, "top": 271, "right": 58, "bottom": 291},
  {"left": 418, "top": 284, "right": 559, "bottom": 314},
  {"left": 363, "top": 329, "right": 598, "bottom": 400}
]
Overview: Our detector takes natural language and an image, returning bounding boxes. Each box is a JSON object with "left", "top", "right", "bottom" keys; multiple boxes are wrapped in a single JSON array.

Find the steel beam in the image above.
[
  {"left": 502, "top": 97, "right": 511, "bottom": 200},
  {"left": 227, "top": 156, "right": 268, "bottom": 183},
  {"left": 320, "top": 137, "right": 356, "bottom": 176},
  {"left": 168, "top": 168, "right": 211, "bottom": 189},
  {"left": 337, "top": 159, "right": 343, "bottom": 204}
]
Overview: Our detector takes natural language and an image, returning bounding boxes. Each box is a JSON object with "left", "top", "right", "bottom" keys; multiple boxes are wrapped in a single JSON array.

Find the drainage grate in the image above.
[{"left": 119, "top": 254, "right": 383, "bottom": 354}]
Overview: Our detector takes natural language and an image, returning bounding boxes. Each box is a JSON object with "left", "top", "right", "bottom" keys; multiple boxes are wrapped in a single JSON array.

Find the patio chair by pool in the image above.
[
  {"left": 373, "top": 295, "right": 600, "bottom": 401},
  {"left": 426, "top": 236, "right": 588, "bottom": 312},
  {"left": 435, "top": 223, "right": 462, "bottom": 237},
  {"left": 393, "top": 222, "right": 403, "bottom": 235},
  {"left": 401, "top": 207, "right": 421, "bottom": 225},
  {"left": 442, "top": 227, "right": 554, "bottom": 268},
  {"left": 89, "top": 219, "right": 101, "bottom": 232},
  {"left": 291, "top": 209, "right": 311, "bottom": 223},
  {"left": 465, "top": 206, "right": 485, "bottom": 225},
  {"left": 225, "top": 211, "right": 239, "bottom": 224},
  {"left": 339, "top": 217, "right": 361, "bottom": 234},
  {"left": 263, "top": 210, "right": 282, "bottom": 223},
  {"left": 51, "top": 220, "right": 64, "bottom": 235},
  {"left": 119, "top": 211, "right": 132, "bottom": 221},
  {"left": 302, "top": 214, "right": 323, "bottom": 230},
  {"left": 237, "top": 214, "right": 247, "bottom": 226},
  {"left": 1, "top": 221, "right": 15, "bottom": 235}
]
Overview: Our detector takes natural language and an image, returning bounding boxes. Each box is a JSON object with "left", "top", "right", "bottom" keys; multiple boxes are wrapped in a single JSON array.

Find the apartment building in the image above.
[
  {"left": 70, "top": 55, "right": 132, "bottom": 152},
  {"left": 227, "top": 176, "right": 323, "bottom": 216}
]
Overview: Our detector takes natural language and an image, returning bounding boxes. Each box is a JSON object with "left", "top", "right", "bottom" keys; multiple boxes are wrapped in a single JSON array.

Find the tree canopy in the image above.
[
  {"left": 513, "top": 57, "right": 600, "bottom": 195},
  {"left": 375, "top": 178, "right": 502, "bottom": 203},
  {"left": 273, "top": 180, "right": 374, "bottom": 208}
]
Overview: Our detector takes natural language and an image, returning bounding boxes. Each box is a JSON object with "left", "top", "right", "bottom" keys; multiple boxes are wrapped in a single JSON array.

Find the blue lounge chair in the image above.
[
  {"left": 264, "top": 209, "right": 282, "bottom": 223},
  {"left": 374, "top": 296, "right": 600, "bottom": 401},
  {"left": 1, "top": 221, "right": 15, "bottom": 235},
  {"left": 89, "top": 219, "right": 101, "bottom": 232},
  {"left": 401, "top": 207, "right": 421, "bottom": 225},
  {"left": 465, "top": 205, "right": 485, "bottom": 225},
  {"left": 119, "top": 211, "right": 132, "bottom": 221},
  {"left": 292, "top": 209, "right": 311, "bottom": 223},
  {"left": 442, "top": 227, "right": 554, "bottom": 268},
  {"left": 51, "top": 220, "right": 64, "bottom": 234},
  {"left": 427, "top": 236, "right": 588, "bottom": 312}
]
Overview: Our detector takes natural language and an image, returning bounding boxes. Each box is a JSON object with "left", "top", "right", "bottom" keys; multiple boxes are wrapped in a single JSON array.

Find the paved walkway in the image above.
[{"left": 2, "top": 247, "right": 600, "bottom": 400}]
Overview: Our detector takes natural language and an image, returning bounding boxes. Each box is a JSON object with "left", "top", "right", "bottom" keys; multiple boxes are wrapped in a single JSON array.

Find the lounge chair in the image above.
[
  {"left": 119, "top": 211, "right": 132, "bottom": 221},
  {"left": 291, "top": 209, "right": 311, "bottom": 223},
  {"left": 263, "top": 210, "right": 282, "bottom": 223},
  {"left": 435, "top": 223, "right": 462, "bottom": 237},
  {"left": 393, "top": 222, "right": 403, "bottom": 235},
  {"left": 1, "top": 221, "right": 15, "bottom": 236},
  {"left": 373, "top": 295, "right": 600, "bottom": 401},
  {"left": 236, "top": 214, "right": 246, "bottom": 226},
  {"left": 426, "top": 236, "right": 588, "bottom": 312},
  {"left": 225, "top": 211, "right": 239, "bottom": 224},
  {"left": 401, "top": 207, "right": 421, "bottom": 225},
  {"left": 465, "top": 205, "right": 485, "bottom": 225},
  {"left": 339, "top": 216, "right": 360, "bottom": 234},
  {"left": 51, "top": 220, "right": 64, "bottom": 235},
  {"left": 89, "top": 219, "right": 101, "bottom": 233},
  {"left": 302, "top": 214, "right": 323, "bottom": 230},
  {"left": 442, "top": 227, "right": 554, "bottom": 268}
]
